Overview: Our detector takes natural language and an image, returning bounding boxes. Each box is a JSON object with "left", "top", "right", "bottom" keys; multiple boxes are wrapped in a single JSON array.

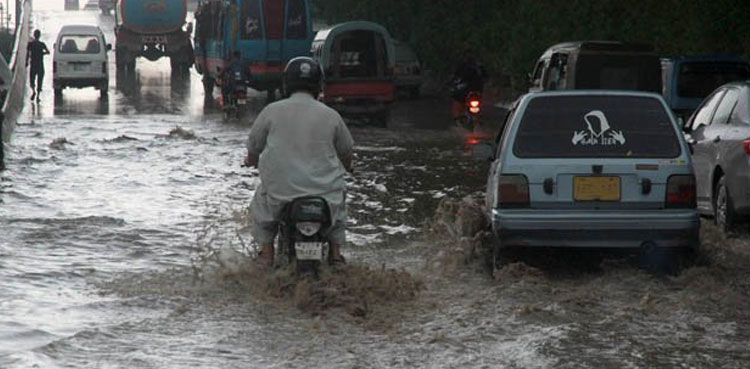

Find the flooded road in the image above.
[{"left": 2, "top": 3, "right": 750, "bottom": 368}]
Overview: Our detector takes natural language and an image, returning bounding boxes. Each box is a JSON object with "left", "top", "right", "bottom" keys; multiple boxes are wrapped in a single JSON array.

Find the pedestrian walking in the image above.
[{"left": 26, "top": 29, "right": 50, "bottom": 101}]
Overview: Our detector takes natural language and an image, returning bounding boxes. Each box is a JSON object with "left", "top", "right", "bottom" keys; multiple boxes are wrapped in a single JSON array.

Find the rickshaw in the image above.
[{"left": 311, "top": 21, "right": 395, "bottom": 127}]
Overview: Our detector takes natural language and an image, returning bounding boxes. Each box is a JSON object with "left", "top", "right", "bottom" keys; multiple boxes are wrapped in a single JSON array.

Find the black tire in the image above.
[
  {"left": 491, "top": 243, "right": 515, "bottom": 273},
  {"left": 295, "top": 260, "right": 320, "bottom": 279},
  {"left": 203, "top": 77, "right": 215, "bottom": 100},
  {"left": 409, "top": 86, "right": 420, "bottom": 99},
  {"left": 714, "top": 176, "right": 738, "bottom": 234},
  {"left": 374, "top": 109, "right": 391, "bottom": 128},
  {"left": 639, "top": 246, "right": 695, "bottom": 275}
]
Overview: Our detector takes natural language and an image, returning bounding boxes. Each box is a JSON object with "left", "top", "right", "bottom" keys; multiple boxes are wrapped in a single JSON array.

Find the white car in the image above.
[{"left": 53, "top": 25, "right": 111, "bottom": 98}]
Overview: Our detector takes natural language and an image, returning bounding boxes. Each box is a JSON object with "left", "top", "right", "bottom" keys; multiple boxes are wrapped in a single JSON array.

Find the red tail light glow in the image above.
[
  {"left": 468, "top": 98, "right": 481, "bottom": 114},
  {"left": 498, "top": 175, "right": 530, "bottom": 208},
  {"left": 666, "top": 175, "right": 696, "bottom": 208},
  {"left": 744, "top": 139, "right": 750, "bottom": 156}
]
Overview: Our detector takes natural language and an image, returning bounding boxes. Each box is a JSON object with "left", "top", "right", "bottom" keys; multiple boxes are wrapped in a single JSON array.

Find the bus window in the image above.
[
  {"left": 264, "top": 0, "right": 284, "bottom": 40},
  {"left": 241, "top": 0, "right": 262, "bottom": 39},
  {"left": 286, "top": 0, "right": 307, "bottom": 39}
]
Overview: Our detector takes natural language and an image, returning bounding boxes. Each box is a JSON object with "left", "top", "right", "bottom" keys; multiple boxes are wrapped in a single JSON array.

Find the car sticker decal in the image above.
[{"left": 571, "top": 110, "right": 626, "bottom": 146}]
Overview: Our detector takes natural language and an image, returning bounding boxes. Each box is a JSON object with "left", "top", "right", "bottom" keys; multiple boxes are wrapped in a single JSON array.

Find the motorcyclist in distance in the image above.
[
  {"left": 221, "top": 50, "right": 250, "bottom": 104},
  {"left": 244, "top": 57, "right": 354, "bottom": 268},
  {"left": 450, "top": 49, "right": 486, "bottom": 125}
]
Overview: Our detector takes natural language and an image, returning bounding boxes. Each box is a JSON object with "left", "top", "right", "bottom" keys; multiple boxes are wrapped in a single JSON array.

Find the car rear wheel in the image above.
[
  {"left": 490, "top": 243, "right": 519, "bottom": 273},
  {"left": 714, "top": 176, "right": 738, "bottom": 234}
]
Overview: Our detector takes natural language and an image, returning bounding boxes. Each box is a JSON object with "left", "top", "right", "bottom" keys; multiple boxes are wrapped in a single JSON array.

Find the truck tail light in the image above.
[
  {"left": 498, "top": 174, "right": 530, "bottom": 208},
  {"left": 53, "top": 62, "right": 57, "bottom": 73},
  {"left": 666, "top": 175, "right": 696, "bottom": 208},
  {"left": 102, "top": 62, "right": 107, "bottom": 74},
  {"left": 744, "top": 139, "right": 750, "bottom": 156}
]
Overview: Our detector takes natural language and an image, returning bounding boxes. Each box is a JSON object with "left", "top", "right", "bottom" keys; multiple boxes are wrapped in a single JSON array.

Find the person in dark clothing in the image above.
[
  {"left": 221, "top": 51, "right": 250, "bottom": 104},
  {"left": 450, "top": 49, "right": 486, "bottom": 122},
  {"left": 26, "top": 29, "right": 50, "bottom": 101}
]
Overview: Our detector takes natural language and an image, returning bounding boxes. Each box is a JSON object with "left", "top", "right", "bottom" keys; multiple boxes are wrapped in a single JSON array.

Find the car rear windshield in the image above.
[
  {"left": 574, "top": 54, "right": 662, "bottom": 93},
  {"left": 513, "top": 95, "right": 681, "bottom": 158},
  {"left": 58, "top": 35, "right": 100, "bottom": 54},
  {"left": 678, "top": 61, "right": 750, "bottom": 98}
]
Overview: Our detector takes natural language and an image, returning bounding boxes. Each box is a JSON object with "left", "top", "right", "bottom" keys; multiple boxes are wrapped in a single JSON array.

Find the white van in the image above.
[{"left": 53, "top": 25, "right": 111, "bottom": 98}]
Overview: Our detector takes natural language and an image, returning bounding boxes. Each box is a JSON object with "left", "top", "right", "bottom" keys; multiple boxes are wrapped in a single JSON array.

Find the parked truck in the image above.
[{"left": 114, "top": 0, "right": 193, "bottom": 76}]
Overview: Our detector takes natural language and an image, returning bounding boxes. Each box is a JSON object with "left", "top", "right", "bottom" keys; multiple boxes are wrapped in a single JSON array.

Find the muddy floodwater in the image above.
[{"left": 2, "top": 2, "right": 750, "bottom": 368}]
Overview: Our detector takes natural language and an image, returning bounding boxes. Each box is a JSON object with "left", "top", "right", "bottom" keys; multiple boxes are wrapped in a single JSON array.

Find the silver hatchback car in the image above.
[{"left": 486, "top": 90, "right": 699, "bottom": 267}]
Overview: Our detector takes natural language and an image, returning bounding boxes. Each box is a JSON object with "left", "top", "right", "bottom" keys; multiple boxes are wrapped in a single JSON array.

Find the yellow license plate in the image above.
[{"left": 574, "top": 176, "right": 621, "bottom": 201}]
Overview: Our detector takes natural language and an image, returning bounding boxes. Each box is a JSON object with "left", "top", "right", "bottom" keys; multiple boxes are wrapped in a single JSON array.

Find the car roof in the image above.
[
  {"left": 715, "top": 80, "right": 750, "bottom": 89},
  {"left": 661, "top": 54, "right": 748, "bottom": 64},
  {"left": 540, "top": 40, "right": 655, "bottom": 58},
  {"left": 58, "top": 25, "right": 102, "bottom": 34},
  {"left": 521, "top": 89, "right": 665, "bottom": 101}
]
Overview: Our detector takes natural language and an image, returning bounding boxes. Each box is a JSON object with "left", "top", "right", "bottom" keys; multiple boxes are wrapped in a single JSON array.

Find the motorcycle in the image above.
[
  {"left": 448, "top": 77, "right": 482, "bottom": 131},
  {"left": 459, "top": 91, "right": 482, "bottom": 131},
  {"left": 218, "top": 68, "right": 249, "bottom": 121},
  {"left": 278, "top": 196, "right": 333, "bottom": 278}
]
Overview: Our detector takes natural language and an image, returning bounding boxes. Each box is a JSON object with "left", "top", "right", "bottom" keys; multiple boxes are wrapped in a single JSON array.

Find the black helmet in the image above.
[{"left": 283, "top": 57, "right": 322, "bottom": 96}]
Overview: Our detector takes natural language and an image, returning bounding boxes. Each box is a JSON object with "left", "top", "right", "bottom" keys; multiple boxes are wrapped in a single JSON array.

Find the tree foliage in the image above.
[{"left": 313, "top": 0, "right": 750, "bottom": 92}]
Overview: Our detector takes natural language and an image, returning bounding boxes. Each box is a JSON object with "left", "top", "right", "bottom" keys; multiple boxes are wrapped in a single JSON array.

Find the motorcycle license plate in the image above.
[
  {"left": 295, "top": 242, "right": 324, "bottom": 261},
  {"left": 237, "top": 99, "right": 246, "bottom": 105}
]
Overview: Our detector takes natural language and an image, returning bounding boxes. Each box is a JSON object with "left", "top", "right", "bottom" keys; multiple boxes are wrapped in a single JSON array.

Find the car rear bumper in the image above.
[
  {"left": 54, "top": 77, "right": 107, "bottom": 88},
  {"left": 491, "top": 209, "right": 700, "bottom": 248}
]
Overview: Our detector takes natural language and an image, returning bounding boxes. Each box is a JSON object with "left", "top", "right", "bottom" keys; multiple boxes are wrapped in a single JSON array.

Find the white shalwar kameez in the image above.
[{"left": 246, "top": 92, "right": 354, "bottom": 245}]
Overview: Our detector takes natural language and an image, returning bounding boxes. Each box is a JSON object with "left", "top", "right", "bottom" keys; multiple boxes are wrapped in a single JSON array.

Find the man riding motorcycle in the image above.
[
  {"left": 221, "top": 51, "right": 251, "bottom": 105},
  {"left": 244, "top": 57, "right": 354, "bottom": 268},
  {"left": 450, "top": 49, "right": 486, "bottom": 125}
]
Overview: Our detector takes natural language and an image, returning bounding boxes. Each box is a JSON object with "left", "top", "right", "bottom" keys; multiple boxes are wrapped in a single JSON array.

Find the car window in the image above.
[
  {"left": 495, "top": 109, "right": 516, "bottom": 158},
  {"left": 58, "top": 34, "right": 101, "bottom": 54},
  {"left": 711, "top": 88, "right": 740, "bottom": 125},
  {"left": 691, "top": 89, "right": 725, "bottom": 130},
  {"left": 545, "top": 53, "right": 568, "bottom": 90},
  {"left": 513, "top": 95, "right": 681, "bottom": 158},
  {"left": 677, "top": 62, "right": 750, "bottom": 98},
  {"left": 530, "top": 59, "right": 546, "bottom": 88}
]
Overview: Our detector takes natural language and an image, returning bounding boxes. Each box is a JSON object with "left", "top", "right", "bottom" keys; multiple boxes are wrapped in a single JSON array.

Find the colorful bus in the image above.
[{"left": 193, "top": 0, "right": 314, "bottom": 99}]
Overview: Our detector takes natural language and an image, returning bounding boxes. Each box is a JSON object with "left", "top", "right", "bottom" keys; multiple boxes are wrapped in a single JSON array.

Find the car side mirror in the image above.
[
  {"left": 684, "top": 134, "right": 696, "bottom": 154},
  {"left": 106, "top": 43, "right": 112, "bottom": 51}
]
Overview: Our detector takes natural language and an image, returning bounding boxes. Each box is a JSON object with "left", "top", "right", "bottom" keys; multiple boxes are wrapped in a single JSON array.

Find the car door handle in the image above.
[{"left": 713, "top": 136, "right": 721, "bottom": 143}]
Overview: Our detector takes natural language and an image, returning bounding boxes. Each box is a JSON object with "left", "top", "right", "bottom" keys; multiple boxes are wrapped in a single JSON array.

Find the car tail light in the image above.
[
  {"left": 102, "top": 62, "right": 106, "bottom": 74},
  {"left": 744, "top": 139, "right": 750, "bottom": 156},
  {"left": 498, "top": 174, "right": 529, "bottom": 208},
  {"left": 666, "top": 175, "right": 696, "bottom": 208},
  {"left": 53, "top": 62, "right": 57, "bottom": 73},
  {"left": 468, "top": 98, "right": 481, "bottom": 114}
]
